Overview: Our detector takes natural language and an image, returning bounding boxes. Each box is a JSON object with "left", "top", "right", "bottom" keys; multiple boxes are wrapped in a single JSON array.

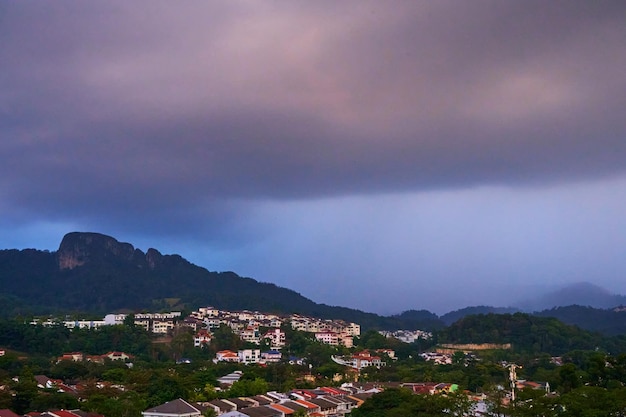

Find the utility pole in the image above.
[{"left": 505, "top": 364, "right": 521, "bottom": 402}]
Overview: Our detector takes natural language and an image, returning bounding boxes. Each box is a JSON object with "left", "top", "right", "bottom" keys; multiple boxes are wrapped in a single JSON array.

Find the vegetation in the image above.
[{"left": 437, "top": 312, "right": 626, "bottom": 355}]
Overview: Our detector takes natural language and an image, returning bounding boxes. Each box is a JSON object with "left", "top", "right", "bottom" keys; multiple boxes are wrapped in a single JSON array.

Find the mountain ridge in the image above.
[{"left": 0, "top": 232, "right": 444, "bottom": 331}]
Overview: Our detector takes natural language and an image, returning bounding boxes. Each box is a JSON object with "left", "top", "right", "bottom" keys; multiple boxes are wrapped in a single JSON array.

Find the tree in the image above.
[
  {"left": 11, "top": 367, "right": 38, "bottom": 414},
  {"left": 352, "top": 388, "right": 473, "bottom": 417}
]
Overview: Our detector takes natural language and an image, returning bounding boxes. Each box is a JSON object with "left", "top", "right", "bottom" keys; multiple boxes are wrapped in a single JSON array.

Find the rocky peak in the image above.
[
  {"left": 145, "top": 248, "right": 163, "bottom": 269},
  {"left": 57, "top": 232, "right": 139, "bottom": 270}
]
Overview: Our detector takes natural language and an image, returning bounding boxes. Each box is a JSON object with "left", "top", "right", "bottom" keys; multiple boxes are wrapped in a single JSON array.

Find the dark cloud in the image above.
[{"left": 1, "top": 2, "right": 626, "bottom": 312}]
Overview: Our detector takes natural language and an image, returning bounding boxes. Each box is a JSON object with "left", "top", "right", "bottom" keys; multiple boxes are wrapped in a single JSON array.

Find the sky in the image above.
[{"left": 2, "top": 1, "right": 626, "bottom": 315}]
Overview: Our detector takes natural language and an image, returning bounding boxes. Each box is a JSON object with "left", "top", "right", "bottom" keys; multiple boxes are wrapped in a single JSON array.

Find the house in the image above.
[
  {"left": 238, "top": 349, "right": 261, "bottom": 364},
  {"left": 261, "top": 350, "right": 282, "bottom": 363},
  {"left": 239, "top": 326, "right": 261, "bottom": 344},
  {"left": 315, "top": 331, "right": 339, "bottom": 346},
  {"left": 251, "top": 395, "right": 274, "bottom": 406},
  {"left": 239, "top": 406, "right": 281, "bottom": 417},
  {"left": 263, "top": 328, "right": 286, "bottom": 350},
  {"left": 308, "top": 397, "right": 339, "bottom": 416},
  {"left": 219, "top": 412, "right": 248, "bottom": 417},
  {"left": 215, "top": 350, "right": 240, "bottom": 363},
  {"left": 516, "top": 380, "right": 550, "bottom": 393},
  {"left": 314, "top": 331, "right": 353, "bottom": 347},
  {"left": 35, "top": 375, "right": 54, "bottom": 389},
  {"left": 182, "top": 317, "right": 203, "bottom": 332},
  {"left": 217, "top": 371, "right": 243, "bottom": 386},
  {"left": 57, "top": 352, "right": 84, "bottom": 362},
  {"left": 292, "top": 399, "right": 321, "bottom": 414},
  {"left": 351, "top": 351, "right": 384, "bottom": 369},
  {"left": 226, "top": 398, "right": 255, "bottom": 410},
  {"left": 279, "top": 401, "right": 308, "bottom": 414},
  {"left": 193, "top": 330, "right": 212, "bottom": 347},
  {"left": 268, "top": 403, "right": 295, "bottom": 415},
  {"left": 208, "top": 399, "right": 236, "bottom": 414},
  {"left": 142, "top": 398, "right": 204, "bottom": 417},
  {"left": 376, "top": 349, "right": 396, "bottom": 359},
  {"left": 103, "top": 351, "right": 132, "bottom": 361}
]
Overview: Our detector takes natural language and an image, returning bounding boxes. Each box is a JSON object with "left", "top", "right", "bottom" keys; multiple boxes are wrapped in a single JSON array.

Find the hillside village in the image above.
[
  {"left": 5, "top": 306, "right": 626, "bottom": 416},
  {"left": 31, "top": 308, "right": 430, "bottom": 367},
  {"left": 6, "top": 308, "right": 467, "bottom": 417}
]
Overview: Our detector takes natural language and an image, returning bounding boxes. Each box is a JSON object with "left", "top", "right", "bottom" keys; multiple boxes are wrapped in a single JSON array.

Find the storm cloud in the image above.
[{"left": 2, "top": 1, "right": 626, "bottom": 313}]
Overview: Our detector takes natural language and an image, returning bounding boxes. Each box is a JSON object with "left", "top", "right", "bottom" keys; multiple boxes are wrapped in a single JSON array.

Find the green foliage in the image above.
[
  {"left": 0, "top": 319, "right": 152, "bottom": 358},
  {"left": 226, "top": 377, "right": 269, "bottom": 397},
  {"left": 83, "top": 391, "right": 147, "bottom": 417},
  {"left": 352, "top": 388, "right": 474, "bottom": 417},
  {"left": 11, "top": 367, "right": 39, "bottom": 414},
  {"left": 209, "top": 324, "right": 243, "bottom": 353},
  {"left": 437, "top": 312, "right": 626, "bottom": 355}
]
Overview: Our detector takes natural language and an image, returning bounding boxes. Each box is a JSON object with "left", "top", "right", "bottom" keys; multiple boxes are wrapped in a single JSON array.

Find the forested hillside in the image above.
[
  {"left": 0, "top": 232, "right": 443, "bottom": 331},
  {"left": 437, "top": 312, "right": 626, "bottom": 355}
]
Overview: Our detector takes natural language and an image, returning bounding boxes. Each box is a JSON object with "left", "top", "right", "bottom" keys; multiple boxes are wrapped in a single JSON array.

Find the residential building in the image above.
[
  {"left": 142, "top": 398, "right": 203, "bottom": 417},
  {"left": 263, "top": 328, "right": 286, "bottom": 350},
  {"left": 238, "top": 349, "right": 261, "bottom": 364}
]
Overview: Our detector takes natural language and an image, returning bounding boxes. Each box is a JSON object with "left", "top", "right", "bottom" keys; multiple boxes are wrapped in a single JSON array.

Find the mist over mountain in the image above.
[{"left": 514, "top": 281, "right": 626, "bottom": 312}]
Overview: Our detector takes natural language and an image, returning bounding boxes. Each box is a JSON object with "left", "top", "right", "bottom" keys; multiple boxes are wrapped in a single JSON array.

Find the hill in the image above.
[
  {"left": 436, "top": 312, "right": 626, "bottom": 355},
  {"left": 440, "top": 306, "right": 520, "bottom": 326},
  {"left": 534, "top": 305, "right": 626, "bottom": 336},
  {"left": 0, "top": 232, "right": 444, "bottom": 331},
  {"left": 514, "top": 282, "right": 626, "bottom": 312}
]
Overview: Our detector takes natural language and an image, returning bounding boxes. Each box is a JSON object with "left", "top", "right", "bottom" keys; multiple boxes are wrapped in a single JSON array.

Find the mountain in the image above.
[
  {"left": 514, "top": 282, "right": 626, "bottom": 312},
  {"left": 534, "top": 305, "right": 626, "bottom": 336},
  {"left": 440, "top": 306, "right": 520, "bottom": 326},
  {"left": 0, "top": 232, "right": 444, "bottom": 331}
]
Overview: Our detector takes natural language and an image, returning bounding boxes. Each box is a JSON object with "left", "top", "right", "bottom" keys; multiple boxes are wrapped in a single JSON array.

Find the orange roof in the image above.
[
  {"left": 269, "top": 404, "right": 294, "bottom": 414},
  {"left": 294, "top": 399, "right": 319, "bottom": 409}
]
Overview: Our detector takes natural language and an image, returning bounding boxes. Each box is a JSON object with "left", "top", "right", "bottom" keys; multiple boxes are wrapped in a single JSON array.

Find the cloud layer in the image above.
[{"left": 2, "top": 1, "right": 626, "bottom": 313}]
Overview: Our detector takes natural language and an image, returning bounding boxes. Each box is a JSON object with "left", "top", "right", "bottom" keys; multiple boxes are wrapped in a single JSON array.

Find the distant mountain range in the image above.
[
  {"left": 1, "top": 232, "right": 626, "bottom": 334},
  {"left": 513, "top": 281, "right": 626, "bottom": 312}
]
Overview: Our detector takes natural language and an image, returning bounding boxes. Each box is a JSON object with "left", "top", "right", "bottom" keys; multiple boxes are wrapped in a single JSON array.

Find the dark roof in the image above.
[
  {"left": 280, "top": 401, "right": 307, "bottom": 412},
  {"left": 319, "top": 396, "right": 345, "bottom": 405},
  {"left": 239, "top": 407, "right": 280, "bottom": 417},
  {"left": 143, "top": 398, "right": 200, "bottom": 415},
  {"left": 336, "top": 395, "right": 358, "bottom": 405},
  {"left": 251, "top": 395, "right": 273, "bottom": 405},
  {"left": 226, "top": 398, "right": 254, "bottom": 409},
  {"left": 307, "top": 398, "right": 337, "bottom": 410},
  {"left": 209, "top": 399, "right": 236, "bottom": 413},
  {"left": 350, "top": 392, "right": 375, "bottom": 401}
]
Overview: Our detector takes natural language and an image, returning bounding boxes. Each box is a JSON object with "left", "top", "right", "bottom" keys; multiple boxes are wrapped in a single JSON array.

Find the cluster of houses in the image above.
[
  {"left": 142, "top": 385, "right": 381, "bottom": 417},
  {"left": 331, "top": 350, "right": 394, "bottom": 371},
  {"left": 31, "top": 308, "right": 362, "bottom": 351},
  {"left": 213, "top": 349, "right": 283, "bottom": 365},
  {"left": 56, "top": 351, "right": 133, "bottom": 364},
  {"left": 378, "top": 329, "right": 432, "bottom": 343},
  {"left": 31, "top": 312, "right": 183, "bottom": 334},
  {"left": 419, "top": 351, "right": 454, "bottom": 365},
  {"left": 186, "top": 309, "right": 361, "bottom": 349}
]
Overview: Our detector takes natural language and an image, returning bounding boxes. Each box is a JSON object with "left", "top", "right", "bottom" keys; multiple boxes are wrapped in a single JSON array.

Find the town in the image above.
[{"left": 4, "top": 306, "right": 616, "bottom": 417}]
